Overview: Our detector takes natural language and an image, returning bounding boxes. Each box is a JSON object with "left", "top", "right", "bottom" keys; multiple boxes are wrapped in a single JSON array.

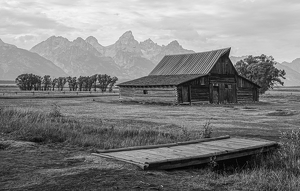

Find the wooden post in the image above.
[
  {"left": 209, "top": 83, "right": 213, "bottom": 103},
  {"left": 189, "top": 85, "right": 192, "bottom": 105}
]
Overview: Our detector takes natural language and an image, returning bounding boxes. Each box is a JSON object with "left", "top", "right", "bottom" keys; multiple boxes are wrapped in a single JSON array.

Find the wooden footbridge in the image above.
[{"left": 93, "top": 136, "right": 278, "bottom": 170}]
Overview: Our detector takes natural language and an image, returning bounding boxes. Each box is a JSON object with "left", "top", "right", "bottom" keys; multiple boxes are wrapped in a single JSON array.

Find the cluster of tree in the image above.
[
  {"left": 15, "top": 74, "right": 118, "bottom": 92},
  {"left": 235, "top": 54, "right": 286, "bottom": 94},
  {"left": 15, "top": 74, "right": 43, "bottom": 91}
]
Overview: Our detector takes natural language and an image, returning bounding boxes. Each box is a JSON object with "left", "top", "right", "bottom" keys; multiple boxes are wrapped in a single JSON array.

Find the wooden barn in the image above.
[{"left": 117, "top": 48, "right": 260, "bottom": 104}]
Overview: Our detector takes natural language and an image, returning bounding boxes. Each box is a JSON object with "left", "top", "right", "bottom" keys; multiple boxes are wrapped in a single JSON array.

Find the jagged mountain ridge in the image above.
[
  {"left": 100, "top": 31, "right": 155, "bottom": 78},
  {"left": 30, "top": 36, "right": 121, "bottom": 77},
  {"left": 85, "top": 31, "right": 194, "bottom": 78},
  {"left": 30, "top": 31, "right": 194, "bottom": 79},
  {"left": 0, "top": 39, "right": 67, "bottom": 80}
]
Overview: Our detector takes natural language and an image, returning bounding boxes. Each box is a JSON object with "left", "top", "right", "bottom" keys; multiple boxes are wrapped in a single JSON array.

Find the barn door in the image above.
[
  {"left": 224, "top": 84, "right": 232, "bottom": 103},
  {"left": 182, "top": 86, "right": 189, "bottom": 102},
  {"left": 213, "top": 86, "right": 219, "bottom": 103},
  {"left": 224, "top": 86, "right": 229, "bottom": 103},
  {"left": 223, "top": 84, "right": 236, "bottom": 103}
]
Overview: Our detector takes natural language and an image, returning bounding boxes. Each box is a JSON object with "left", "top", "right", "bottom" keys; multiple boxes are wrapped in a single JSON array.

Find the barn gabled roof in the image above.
[
  {"left": 117, "top": 74, "right": 206, "bottom": 86},
  {"left": 149, "top": 48, "right": 231, "bottom": 76}
]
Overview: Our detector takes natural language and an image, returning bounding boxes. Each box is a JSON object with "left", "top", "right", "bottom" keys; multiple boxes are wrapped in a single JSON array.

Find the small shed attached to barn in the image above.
[{"left": 117, "top": 48, "right": 260, "bottom": 104}]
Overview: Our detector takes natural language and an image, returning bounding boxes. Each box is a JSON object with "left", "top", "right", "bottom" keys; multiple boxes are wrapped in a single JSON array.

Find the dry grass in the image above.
[
  {"left": 0, "top": 142, "right": 10, "bottom": 150},
  {"left": 0, "top": 106, "right": 205, "bottom": 149}
]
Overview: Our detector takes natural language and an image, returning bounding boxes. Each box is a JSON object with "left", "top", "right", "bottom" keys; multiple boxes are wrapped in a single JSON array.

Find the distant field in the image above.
[
  {"left": 271, "top": 86, "right": 300, "bottom": 92},
  {"left": 0, "top": 80, "right": 15, "bottom": 85},
  {"left": 0, "top": 80, "right": 18, "bottom": 92},
  {"left": 0, "top": 85, "right": 19, "bottom": 92},
  {"left": 0, "top": 90, "right": 119, "bottom": 99}
]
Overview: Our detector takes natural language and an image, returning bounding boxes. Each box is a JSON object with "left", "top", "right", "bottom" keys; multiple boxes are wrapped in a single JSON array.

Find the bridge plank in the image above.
[{"left": 93, "top": 137, "right": 278, "bottom": 170}]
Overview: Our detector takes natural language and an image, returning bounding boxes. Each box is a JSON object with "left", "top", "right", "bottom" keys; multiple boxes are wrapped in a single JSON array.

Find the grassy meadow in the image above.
[{"left": 1, "top": 88, "right": 300, "bottom": 190}]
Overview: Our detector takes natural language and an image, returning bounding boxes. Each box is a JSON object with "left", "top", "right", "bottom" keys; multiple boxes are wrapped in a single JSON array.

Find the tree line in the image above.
[{"left": 15, "top": 74, "right": 118, "bottom": 92}]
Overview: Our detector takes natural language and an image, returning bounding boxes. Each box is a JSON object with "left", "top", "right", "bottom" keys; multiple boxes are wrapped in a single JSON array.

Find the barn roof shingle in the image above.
[
  {"left": 149, "top": 48, "right": 231, "bottom": 75},
  {"left": 117, "top": 74, "right": 206, "bottom": 86}
]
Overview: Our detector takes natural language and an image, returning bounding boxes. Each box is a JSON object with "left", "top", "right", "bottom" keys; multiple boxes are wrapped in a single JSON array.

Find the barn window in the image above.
[
  {"left": 225, "top": 84, "right": 232, "bottom": 89},
  {"left": 200, "top": 78, "right": 205, "bottom": 85},
  {"left": 143, "top": 90, "right": 148, "bottom": 94}
]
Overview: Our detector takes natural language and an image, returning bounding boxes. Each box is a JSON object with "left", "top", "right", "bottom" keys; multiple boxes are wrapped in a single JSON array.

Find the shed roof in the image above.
[
  {"left": 117, "top": 74, "right": 206, "bottom": 86},
  {"left": 149, "top": 48, "right": 231, "bottom": 76},
  {"left": 238, "top": 75, "right": 261, "bottom": 88}
]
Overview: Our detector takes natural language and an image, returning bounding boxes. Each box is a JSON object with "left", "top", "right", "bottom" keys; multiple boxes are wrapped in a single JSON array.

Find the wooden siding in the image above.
[
  {"left": 177, "top": 85, "right": 210, "bottom": 103},
  {"left": 218, "top": 83, "right": 237, "bottom": 103},
  {"left": 177, "top": 76, "right": 210, "bottom": 103},
  {"left": 209, "top": 75, "right": 236, "bottom": 84},
  {"left": 190, "top": 86, "right": 210, "bottom": 102},
  {"left": 237, "top": 76, "right": 259, "bottom": 102},
  {"left": 237, "top": 77, "right": 254, "bottom": 88},
  {"left": 120, "top": 87, "right": 178, "bottom": 104},
  {"left": 210, "top": 55, "right": 236, "bottom": 75},
  {"left": 181, "top": 76, "right": 209, "bottom": 86}
]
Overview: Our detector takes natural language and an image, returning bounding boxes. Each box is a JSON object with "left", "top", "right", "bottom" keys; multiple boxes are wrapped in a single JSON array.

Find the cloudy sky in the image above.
[{"left": 1, "top": 0, "right": 299, "bottom": 62}]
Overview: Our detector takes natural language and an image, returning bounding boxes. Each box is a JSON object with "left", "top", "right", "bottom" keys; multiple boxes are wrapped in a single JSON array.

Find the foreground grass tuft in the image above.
[{"left": 226, "top": 128, "right": 300, "bottom": 190}]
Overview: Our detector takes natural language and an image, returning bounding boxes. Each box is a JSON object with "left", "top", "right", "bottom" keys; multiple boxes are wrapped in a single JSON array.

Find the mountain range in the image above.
[
  {"left": 276, "top": 61, "right": 300, "bottom": 86},
  {"left": 0, "top": 39, "right": 66, "bottom": 80},
  {"left": 1, "top": 31, "right": 299, "bottom": 86},
  {"left": 30, "top": 31, "right": 193, "bottom": 80}
]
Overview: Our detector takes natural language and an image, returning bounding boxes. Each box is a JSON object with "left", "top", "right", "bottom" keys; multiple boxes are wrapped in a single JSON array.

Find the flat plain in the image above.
[
  {"left": 1, "top": 90, "right": 299, "bottom": 140},
  {"left": 1, "top": 89, "right": 300, "bottom": 190}
]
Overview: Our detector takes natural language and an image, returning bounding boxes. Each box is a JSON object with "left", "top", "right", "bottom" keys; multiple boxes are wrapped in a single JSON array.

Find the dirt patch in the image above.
[
  {"left": 37, "top": 154, "right": 132, "bottom": 178},
  {"left": 0, "top": 141, "right": 133, "bottom": 190},
  {"left": 0, "top": 141, "right": 221, "bottom": 191}
]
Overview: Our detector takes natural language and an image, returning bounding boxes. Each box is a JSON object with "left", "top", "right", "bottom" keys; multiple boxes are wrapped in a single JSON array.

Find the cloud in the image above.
[
  {"left": 0, "top": 0, "right": 299, "bottom": 61},
  {"left": 17, "top": 35, "right": 36, "bottom": 43},
  {"left": 0, "top": 8, "right": 74, "bottom": 33}
]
